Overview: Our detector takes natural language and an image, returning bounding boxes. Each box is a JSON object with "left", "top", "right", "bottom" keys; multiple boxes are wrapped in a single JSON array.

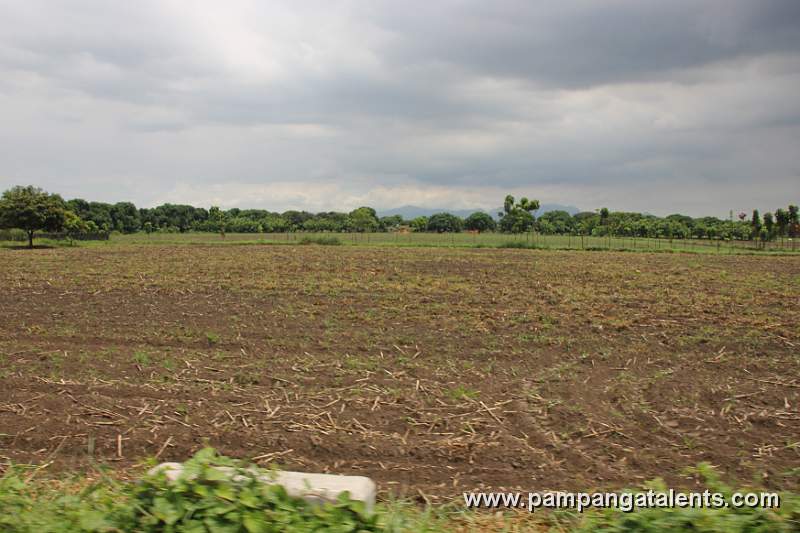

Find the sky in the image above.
[{"left": 1, "top": 1, "right": 798, "bottom": 217}]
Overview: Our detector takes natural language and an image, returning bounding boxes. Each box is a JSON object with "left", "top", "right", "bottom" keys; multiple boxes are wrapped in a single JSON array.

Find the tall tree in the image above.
[
  {"left": 774, "top": 208, "right": 789, "bottom": 237},
  {"left": 763, "top": 212, "right": 774, "bottom": 238},
  {"left": 599, "top": 207, "right": 610, "bottom": 225},
  {"left": 750, "top": 209, "right": 761, "bottom": 239},
  {"left": 0, "top": 186, "right": 69, "bottom": 248},
  {"left": 208, "top": 206, "right": 227, "bottom": 238},
  {"left": 499, "top": 195, "right": 540, "bottom": 233},
  {"left": 789, "top": 205, "right": 799, "bottom": 237}
]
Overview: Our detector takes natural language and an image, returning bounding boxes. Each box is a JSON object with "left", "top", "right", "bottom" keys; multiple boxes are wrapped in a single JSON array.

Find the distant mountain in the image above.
[
  {"left": 379, "top": 203, "right": 580, "bottom": 220},
  {"left": 379, "top": 206, "right": 482, "bottom": 219}
]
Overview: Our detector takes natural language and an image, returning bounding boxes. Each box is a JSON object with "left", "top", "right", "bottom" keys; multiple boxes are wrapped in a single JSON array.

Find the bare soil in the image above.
[{"left": 1, "top": 244, "right": 798, "bottom": 501}]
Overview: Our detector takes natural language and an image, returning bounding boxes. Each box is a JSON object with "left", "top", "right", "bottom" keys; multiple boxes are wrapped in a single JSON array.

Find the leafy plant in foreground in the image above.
[
  {"left": 0, "top": 448, "right": 379, "bottom": 533},
  {"left": 128, "top": 448, "right": 379, "bottom": 532},
  {"left": 575, "top": 463, "right": 799, "bottom": 532},
  {"left": 1, "top": 453, "right": 797, "bottom": 532}
]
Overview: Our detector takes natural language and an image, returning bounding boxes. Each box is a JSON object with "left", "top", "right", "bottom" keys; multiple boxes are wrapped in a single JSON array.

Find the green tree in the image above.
[
  {"left": 208, "top": 206, "right": 227, "bottom": 238},
  {"left": 774, "top": 208, "right": 789, "bottom": 237},
  {"left": 63, "top": 211, "right": 89, "bottom": 246},
  {"left": 410, "top": 216, "right": 428, "bottom": 232},
  {"left": 789, "top": 205, "right": 799, "bottom": 237},
  {"left": 666, "top": 213, "right": 694, "bottom": 231},
  {"left": 464, "top": 212, "right": 496, "bottom": 232},
  {"left": 750, "top": 209, "right": 761, "bottom": 239},
  {"left": 149, "top": 204, "right": 206, "bottom": 232},
  {"left": 110, "top": 202, "right": 140, "bottom": 233},
  {"left": 347, "top": 207, "right": 379, "bottom": 232},
  {"left": 763, "top": 212, "right": 774, "bottom": 239},
  {"left": 67, "top": 199, "right": 113, "bottom": 229},
  {"left": 573, "top": 211, "right": 599, "bottom": 235},
  {"left": 537, "top": 210, "right": 575, "bottom": 234},
  {"left": 599, "top": 207, "right": 610, "bottom": 225},
  {"left": 498, "top": 195, "right": 540, "bottom": 233},
  {"left": 282, "top": 210, "right": 313, "bottom": 231},
  {"left": 427, "top": 212, "right": 463, "bottom": 233},
  {"left": 379, "top": 215, "right": 404, "bottom": 231},
  {"left": 0, "top": 186, "right": 69, "bottom": 248}
]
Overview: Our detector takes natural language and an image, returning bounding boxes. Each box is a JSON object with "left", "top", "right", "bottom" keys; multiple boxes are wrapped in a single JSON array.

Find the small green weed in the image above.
[
  {"left": 132, "top": 351, "right": 151, "bottom": 367},
  {"left": 447, "top": 385, "right": 479, "bottom": 401},
  {"left": 205, "top": 332, "right": 221, "bottom": 346}
]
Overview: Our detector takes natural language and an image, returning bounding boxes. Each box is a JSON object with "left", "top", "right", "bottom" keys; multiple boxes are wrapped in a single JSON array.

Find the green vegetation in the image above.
[
  {"left": 97, "top": 230, "right": 798, "bottom": 255},
  {"left": 576, "top": 464, "right": 799, "bottom": 533},
  {"left": 1, "top": 452, "right": 796, "bottom": 532},
  {"left": 1, "top": 189, "right": 799, "bottom": 531},
  {"left": 298, "top": 236, "right": 343, "bottom": 246},
  {"left": 0, "top": 186, "right": 71, "bottom": 248},
  {"left": 348, "top": 207, "right": 381, "bottom": 233},
  {"left": 0, "top": 448, "right": 380, "bottom": 532},
  {"left": 3, "top": 185, "right": 797, "bottom": 248},
  {"left": 498, "top": 194, "right": 539, "bottom": 233},
  {"left": 426, "top": 212, "right": 463, "bottom": 233},
  {"left": 497, "top": 241, "right": 542, "bottom": 249},
  {"left": 463, "top": 211, "right": 496, "bottom": 232}
]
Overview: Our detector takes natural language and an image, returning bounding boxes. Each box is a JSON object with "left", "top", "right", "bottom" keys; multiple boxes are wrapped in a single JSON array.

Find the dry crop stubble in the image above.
[{"left": 0, "top": 244, "right": 798, "bottom": 501}]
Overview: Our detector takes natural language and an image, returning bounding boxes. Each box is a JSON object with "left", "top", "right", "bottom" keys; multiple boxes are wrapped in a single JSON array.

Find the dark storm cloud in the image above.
[
  {"left": 372, "top": 0, "right": 800, "bottom": 87},
  {"left": 0, "top": 1, "right": 798, "bottom": 215}
]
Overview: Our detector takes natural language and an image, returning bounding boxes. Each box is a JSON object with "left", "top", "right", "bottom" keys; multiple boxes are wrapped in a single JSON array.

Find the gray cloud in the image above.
[
  {"left": 0, "top": 0, "right": 798, "bottom": 216},
  {"left": 373, "top": 0, "right": 800, "bottom": 87}
]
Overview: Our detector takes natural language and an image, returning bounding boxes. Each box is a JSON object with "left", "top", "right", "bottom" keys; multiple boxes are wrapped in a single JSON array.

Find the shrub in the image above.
[
  {"left": 0, "top": 448, "right": 380, "bottom": 532},
  {"left": 498, "top": 241, "right": 541, "bottom": 249},
  {"left": 299, "top": 236, "right": 342, "bottom": 246},
  {"left": 0, "top": 228, "right": 27, "bottom": 241}
]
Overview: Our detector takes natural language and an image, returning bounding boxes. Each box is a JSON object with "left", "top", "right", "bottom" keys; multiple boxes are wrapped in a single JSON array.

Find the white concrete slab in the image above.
[{"left": 150, "top": 462, "right": 377, "bottom": 512}]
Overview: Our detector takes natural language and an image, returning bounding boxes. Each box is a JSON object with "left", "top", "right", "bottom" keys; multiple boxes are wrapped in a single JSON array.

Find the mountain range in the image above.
[{"left": 378, "top": 204, "right": 581, "bottom": 220}]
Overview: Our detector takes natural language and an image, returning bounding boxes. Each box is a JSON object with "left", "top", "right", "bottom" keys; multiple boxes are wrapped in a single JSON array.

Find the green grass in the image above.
[
  {"left": 2, "top": 228, "right": 799, "bottom": 255},
  {"left": 132, "top": 351, "right": 151, "bottom": 367},
  {"left": 2, "top": 451, "right": 797, "bottom": 532},
  {"left": 77, "top": 231, "right": 800, "bottom": 255}
]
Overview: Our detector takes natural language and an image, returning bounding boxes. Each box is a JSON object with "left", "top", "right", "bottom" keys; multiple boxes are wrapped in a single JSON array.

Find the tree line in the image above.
[
  {"left": 537, "top": 207, "right": 800, "bottom": 242},
  {"left": 0, "top": 186, "right": 797, "bottom": 247}
]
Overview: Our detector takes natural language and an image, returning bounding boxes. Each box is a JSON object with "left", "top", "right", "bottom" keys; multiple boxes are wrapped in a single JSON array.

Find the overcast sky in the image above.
[{"left": 1, "top": 1, "right": 798, "bottom": 216}]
